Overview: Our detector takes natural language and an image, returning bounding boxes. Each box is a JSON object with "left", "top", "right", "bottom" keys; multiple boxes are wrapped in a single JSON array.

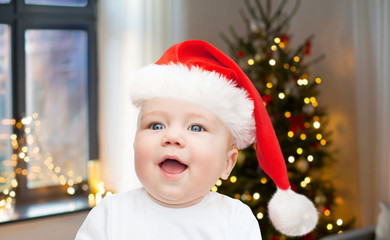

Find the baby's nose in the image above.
[{"left": 161, "top": 129, "right": 185, "bottom": 148}]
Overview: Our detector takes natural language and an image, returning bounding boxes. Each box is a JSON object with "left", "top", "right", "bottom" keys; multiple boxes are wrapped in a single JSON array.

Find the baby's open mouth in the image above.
[{"left": 159, "top": 159, "right": 188, "bottom": 174}]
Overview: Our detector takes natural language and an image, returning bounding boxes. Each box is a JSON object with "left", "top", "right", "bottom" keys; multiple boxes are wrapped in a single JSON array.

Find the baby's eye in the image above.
[
  {"left": 151, "top": 123, "right": 165, "bottom": 130},
  {"left": 188, "top": 125, "right": 204, "bottom": 132}
]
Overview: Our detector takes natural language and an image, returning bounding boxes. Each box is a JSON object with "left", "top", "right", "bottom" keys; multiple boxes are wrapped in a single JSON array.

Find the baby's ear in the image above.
[{"left": 220, "top": 148, "right": 238, "bottom": 180}]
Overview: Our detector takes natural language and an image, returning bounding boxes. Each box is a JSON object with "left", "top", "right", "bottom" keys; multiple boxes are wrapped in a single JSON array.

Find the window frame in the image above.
[{"left": 0, "top": 0, "right": 98, "bottom": 221}]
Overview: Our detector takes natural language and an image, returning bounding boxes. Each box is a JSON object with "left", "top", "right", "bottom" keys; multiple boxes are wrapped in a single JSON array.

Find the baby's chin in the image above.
[{"left": 146, "top": 190, "right": 206, "bottom": 208}]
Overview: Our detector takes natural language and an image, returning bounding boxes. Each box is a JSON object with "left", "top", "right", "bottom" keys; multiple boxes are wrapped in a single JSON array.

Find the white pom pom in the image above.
[{"left": 268, "top": 188, "right": 318, "bottom": 236}]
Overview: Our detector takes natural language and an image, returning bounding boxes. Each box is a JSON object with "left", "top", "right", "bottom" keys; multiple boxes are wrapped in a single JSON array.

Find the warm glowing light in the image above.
[
  {"left": 327, "top": 223, "right": 333, "bottom": 230},
  {"left": 301, "top": 181, "right": 307, "bottom": 188},
  {"left": 76, "top": 176, "right": 83, "bottom": 183},
  {"left": 68, "top": 179, "right": 74, "bottom": 186},
  {"left": 313, "top": 121, "right": 321, "bottom": 129},
  {"left": 304, "top": 97, "right": 310, "bottom": 104},
  {"left": 283, "top": 63, "right": 289, "bottom": 69},
  {"left": 230, "top": 176, "right": 237, "bottom": 183},
  {"left": 48, "top": 163, "right": 54, "bottom": 170},
  {"left": 271, "top": 45, "right": 277, "bottom": 51},
  {"left": 294, "top": 56, "right": 300, "bottom": 62},
  {"left": 297, "top": 79, "right": 308, "bottom": 86},
  {"left": 288, "top": 131, "right": 294, "bottom": 138},
  {"left": 68, "top": 170, "right": 74, "bottom": 177},
  {"left": 256, "top": 212, "right": 264, "bottom": 219},
  {"left": 67, "top": 187, "right": 75, "bottom": 195},
  {"left": 316, "top": 133, "right": 323, "bottom": 140},
  {"left": 211, "top": 186, "right": 218, "bottom": 192},
  {"left": 304, "top": 177, "right": 311, "bottom": 184},
  {"left": 320, "top": 139, "right": 327, "bottom": 146},
  {"left": 21, "top": 116, "right": 32, "bottom": 125},
  {"left": 279, "top": 42, "right": 285, "bottom": 48},
  {"left": 269, "top": 59, "right": 276, "bottom": 66},
  {"left": 290, "top": 66, "right": 296, "bottom": 72},
  {"left": 266, "top": 82, "right": 273, "bottom": 88},
  {"left": 260, "top": 177, "right": 267, "bottom": 184},
  {"left": 288, "top": 156, "right": 295, "bottom": 163},
  {"left": 10, "top": 134, "right": 17, "bottom": 140},
  {"left": 59, "top": 175, "right": 67, "bottom": 185},
  {"left": 337, "top": 219, "right": 343, "bottom": 226},
  {"left": 11, "top": 179, "right": 18, "bottom": 188},
  {"left": 315, "top": 77, "right": 322, "bottom": 84},
  {"left": 88, "top": 194, "right": 94, "bottom": 200},
  {"left": 278, "top": 92, "right": 285, "bottom": 99},
  {"left": 253, "top": 193, "right": 260, "bottom": 200},
  {"left": 274, "top": 37, "right": 281, "bottom": 44},
  {"left": 307, "top": 155, "right": 314, "bottom": 162},
  {"left": 324, "top": 209, "right": 331, "bottom": 216},
  {"left": 9, "top": 191, "right": 16, "bottom": 198},
  {"left": 284, "top": 111, "right": 291, "bottom": 118},
  {"left": 248, "top": 59, "right": 255, "bottom": 65},
  {"left": 300, "top": 134, "right": 307, "bottom": 140},
  {"left": 297, "top": 148, "right": 303, "bottom": 155},
  {"left": 216, "top": 179, "right": 222, "bottom": 186},
  {"left": 1, "top": 119, "right": 15, "bottom": 125},
  {"left": 245, "top": 194, "right": 252, "bottom": 201}
]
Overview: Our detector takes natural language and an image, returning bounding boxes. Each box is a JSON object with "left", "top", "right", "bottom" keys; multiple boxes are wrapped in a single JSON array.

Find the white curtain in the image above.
[
  {"left": 97, "top": 0, "right": 186, "bottom": 193},
  {"left": 353, "top": 0, "right": 390, "bottom": 226}
]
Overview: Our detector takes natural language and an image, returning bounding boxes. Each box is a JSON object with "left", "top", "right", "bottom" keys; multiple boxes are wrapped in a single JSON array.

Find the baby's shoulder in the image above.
[{"left": 206, "top": 191, "right": 251, "bottom": 212}]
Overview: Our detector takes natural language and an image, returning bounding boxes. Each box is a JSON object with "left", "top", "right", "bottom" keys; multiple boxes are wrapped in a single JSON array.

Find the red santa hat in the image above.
[{"left": 129, "top": 40, "right": 318, "bottom": 236}]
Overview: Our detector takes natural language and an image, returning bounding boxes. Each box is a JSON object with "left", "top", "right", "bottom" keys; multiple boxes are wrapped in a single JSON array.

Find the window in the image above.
[{"left": 0, "top": 0, "right": 97, "bottom": 223}]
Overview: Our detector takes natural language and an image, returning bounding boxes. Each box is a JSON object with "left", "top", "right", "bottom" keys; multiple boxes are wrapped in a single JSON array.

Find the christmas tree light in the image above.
[{"left": 217, "top": 0, "right": 354, "bottom": 238}]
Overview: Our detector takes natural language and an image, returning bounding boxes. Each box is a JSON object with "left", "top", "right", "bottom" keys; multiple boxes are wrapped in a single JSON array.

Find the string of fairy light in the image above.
[
  {"left": 0, "top": 114, "right": 111, "bottom": 212},
  {"left": 212, "top": 36, "right": 346, "bottom": 235}
]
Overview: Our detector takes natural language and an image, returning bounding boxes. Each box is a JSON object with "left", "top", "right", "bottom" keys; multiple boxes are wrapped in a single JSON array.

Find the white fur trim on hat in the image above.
[
  {"left": 268, "top": 188, "right": 319, "bottom": 236},
  {"left": 129, "top": 63, "right": 256, "bottom": 149}
]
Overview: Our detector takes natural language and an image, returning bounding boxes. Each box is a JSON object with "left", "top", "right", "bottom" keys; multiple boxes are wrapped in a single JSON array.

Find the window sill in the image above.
[{"left": 0, "top": 195, "right": 91, "bottom": 224}]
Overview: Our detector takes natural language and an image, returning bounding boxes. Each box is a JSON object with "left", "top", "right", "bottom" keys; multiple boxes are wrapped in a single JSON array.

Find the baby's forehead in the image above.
[{"left": 139, "top": 97, "right": 217, "bottom": 119}]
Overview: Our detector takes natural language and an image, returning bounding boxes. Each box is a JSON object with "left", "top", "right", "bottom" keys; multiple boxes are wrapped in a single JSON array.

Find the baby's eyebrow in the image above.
[
  {"left": 186, "top": 112, "right": 211, "bottom": 122},
  {"left": 140, "top": 110, "right": 167, "bottom": 120}
]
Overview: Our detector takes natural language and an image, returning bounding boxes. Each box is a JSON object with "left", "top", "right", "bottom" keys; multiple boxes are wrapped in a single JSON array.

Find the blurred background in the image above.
[{"left": 0, "top": 0, "right": 389, "bottom": 239}]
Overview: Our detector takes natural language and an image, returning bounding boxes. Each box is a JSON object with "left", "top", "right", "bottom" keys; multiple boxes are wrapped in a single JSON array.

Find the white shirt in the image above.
[{"left": 75, "top": 188, "right": 262, "bottom": 240}]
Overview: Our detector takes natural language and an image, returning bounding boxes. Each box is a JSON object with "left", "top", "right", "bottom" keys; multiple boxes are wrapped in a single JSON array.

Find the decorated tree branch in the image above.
[{"left": 216, "top": 0, "right": 354, "bottom": 239}]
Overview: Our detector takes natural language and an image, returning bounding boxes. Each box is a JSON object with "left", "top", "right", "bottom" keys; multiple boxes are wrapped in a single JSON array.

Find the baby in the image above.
[{"left": 75, "top": 40, "right": 318, "bottom": 239}]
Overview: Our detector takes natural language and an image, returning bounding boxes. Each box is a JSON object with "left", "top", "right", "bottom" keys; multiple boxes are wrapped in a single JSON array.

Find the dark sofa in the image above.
[{"left": 320, "top": 225, "right": 376, "bottom": 240}]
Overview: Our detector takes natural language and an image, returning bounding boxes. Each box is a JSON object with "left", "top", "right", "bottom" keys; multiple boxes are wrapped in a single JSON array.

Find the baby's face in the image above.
[{"left": 134, "top": 98, "right": 237, "bottom": 208}]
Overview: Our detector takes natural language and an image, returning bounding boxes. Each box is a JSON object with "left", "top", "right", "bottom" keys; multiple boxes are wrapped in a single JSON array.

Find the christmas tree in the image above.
[{"left": 215, "top": 0, "right": 353, "bottom": 239}]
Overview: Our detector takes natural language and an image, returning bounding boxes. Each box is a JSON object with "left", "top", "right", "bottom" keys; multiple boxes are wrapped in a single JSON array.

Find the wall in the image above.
[
  {"left": 289, "top": 0, "right": 360, "bottom": 225},
  {"left": 186, "top": 0, "right": 361, "bottom": 226}
]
